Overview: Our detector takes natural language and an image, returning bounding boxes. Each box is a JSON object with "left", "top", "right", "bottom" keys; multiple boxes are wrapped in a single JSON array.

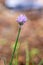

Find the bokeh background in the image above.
[{"left": 0, "top": 0, "right": 43, "bottom": 65}]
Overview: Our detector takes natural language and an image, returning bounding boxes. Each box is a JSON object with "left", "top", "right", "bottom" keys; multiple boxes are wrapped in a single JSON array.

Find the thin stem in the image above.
[
  {"left": 4, "top": 59, "right": 6, "bottom": 65},
  {"left": 15, "top": 42, "right": 20, "bottom": 65},
  {"left": 9, "top": 27, "right": 21, "bottom": 65},
  {"left": 26, "top": 43, "right": 29, "bottom": 65}
]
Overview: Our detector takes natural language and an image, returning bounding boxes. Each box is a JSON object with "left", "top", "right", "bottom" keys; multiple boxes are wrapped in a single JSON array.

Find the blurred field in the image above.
[{"left": 0, "top": 2, "right": 43, "bottom": 65}]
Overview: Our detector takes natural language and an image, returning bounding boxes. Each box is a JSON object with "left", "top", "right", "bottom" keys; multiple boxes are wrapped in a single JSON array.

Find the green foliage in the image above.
[
  {"left": 38, "top": 60, "right": 43, "bottom": 65},
  {"left": 30, "top": 48, "right": 39, "bottom": 58},
  {"left": 13, "top": 58, "right": 18, "bottom": 65},
  {"left": 25, "top": 43, "right": 29, "bottom": 65}
]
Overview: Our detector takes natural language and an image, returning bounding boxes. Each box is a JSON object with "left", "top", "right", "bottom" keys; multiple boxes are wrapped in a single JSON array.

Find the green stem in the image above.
[
  {"left": 4, "top": 59, "right": 6, "bottom": 65},
  {"left": 26, "top": 43, "right": 29, "bottom": 65},
  {"left": 9, "top": 27, "right": 21, "bottom": 65},
  {"left": 15, "top": 42, "right": 20, "bottom": 65}
]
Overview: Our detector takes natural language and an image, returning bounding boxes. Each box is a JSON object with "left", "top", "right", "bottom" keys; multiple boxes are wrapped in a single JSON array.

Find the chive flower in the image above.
[
  {"left": 9, "top": 14, "right": 27, "bottom": 65},
  {"left": 16, "top": 14, "right": 27, "bottom": 25}
]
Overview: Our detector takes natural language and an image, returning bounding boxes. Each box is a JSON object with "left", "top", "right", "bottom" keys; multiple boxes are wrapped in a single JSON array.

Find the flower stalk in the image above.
[
  {"left": 9, "top": 14, "right": 27, "bottom": 65},
  {"left": 9, "top": 27, "right": 21, "bottom": 65}
]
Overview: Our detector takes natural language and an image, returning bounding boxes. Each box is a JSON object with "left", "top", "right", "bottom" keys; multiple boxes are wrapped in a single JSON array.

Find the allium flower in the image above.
[{"left": 16, "top": 14, "right": 27, "bottom": 25}]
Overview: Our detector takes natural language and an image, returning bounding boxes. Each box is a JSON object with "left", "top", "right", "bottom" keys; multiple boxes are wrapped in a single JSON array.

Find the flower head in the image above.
[{"left": 16, "top": 14, "right": 27, "bottom": 25}]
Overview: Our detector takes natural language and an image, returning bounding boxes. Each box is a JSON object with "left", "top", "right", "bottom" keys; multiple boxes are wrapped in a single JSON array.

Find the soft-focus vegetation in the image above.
[{"left": 0, "top": 0, "right": 43, "bottom": 65}]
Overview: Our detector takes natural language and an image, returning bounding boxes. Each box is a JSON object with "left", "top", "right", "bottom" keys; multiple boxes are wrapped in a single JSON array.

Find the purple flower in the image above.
[{"left": 16, "top": 14, "right": 27, "bottom": 25}]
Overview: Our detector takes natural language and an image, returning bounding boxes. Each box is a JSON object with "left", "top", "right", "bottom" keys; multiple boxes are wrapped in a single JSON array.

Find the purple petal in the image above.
[{"left": 16, "top": 14, "right": 27, "bottom": 24}]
